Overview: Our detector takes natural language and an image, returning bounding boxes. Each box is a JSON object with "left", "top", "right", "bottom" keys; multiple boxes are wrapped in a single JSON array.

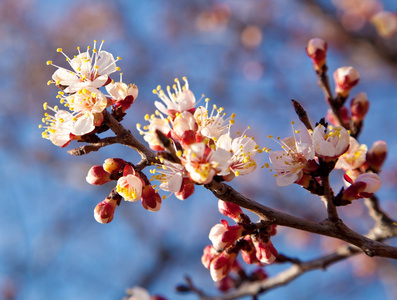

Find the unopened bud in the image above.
[
  {"left": 306, "top": 38, "right": 328, "bottom": 71},
  {"left": 343, "top": 172, "right": 382, "bottom": 201},
  {"left": 252, "top": 232, "right": 278, "bottom": 265},
  {"left": 141, "top": 185, "right": 162, "bottom": 212},
  {"left": 218, "top": 200, "right": 243, "bottom": 222},
  {"left": 366, "top": 141, "right": 388, "bottom": 172},
  {"left": 209, "top": 220, "right": 243, "bottom": 251},
  {"left": 103, "top": 158, "right": 126, "bottom": 174},
  {"left": 94, "top": 198, "right": 117, "bottom": 224},
  {"left": 334, "top": 66, "right": 360, "bottom": 97},
  {"left": 210, "top": 251, "right": 237, "bottom": 282},
  {"left": 350, "top": 92, "right": 369, "bottom": 123},
  {"left": 175, "top": 178, "right": 195, "bottom": 200},
  {"left": 371, "top": 11, "right": 397, "bottom": 39},
  {"left": 86, "top": 165, "right": 112, "bottom": 185},
  {"left": 202, "top": 245, "right": 218, "bottom": 269}
]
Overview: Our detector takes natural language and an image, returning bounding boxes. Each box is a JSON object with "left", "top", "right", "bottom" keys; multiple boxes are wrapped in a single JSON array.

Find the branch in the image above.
[
  {"left": 67, "top": 136, "right": 120, "bottom": 156},
  {"left": 204, "top": 180, "right": 397, "bottom": 259},
  {"left": 102, "top": 110, "right": 158, "bottom": 168}
]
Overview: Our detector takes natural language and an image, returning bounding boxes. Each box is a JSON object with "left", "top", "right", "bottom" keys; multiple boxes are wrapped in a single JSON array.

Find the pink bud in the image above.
[
  {"left": 350, "top": 92, "right": 369, "bottom": 122},
  {"left": 86, "top": 165, "right": 112, "bottom": 185},
  {"left": 218, "top": 200, "right": 243, "bottom": 222},
  {"left": 252, "top": 233, "right": 278, "bottom": 265},
  {"left": 366, "top": 141, "right": 388, "bottom": 172},
  {"left": 141, "top": 185, "right": 162, "bottom": 212},
  {"left": 103, "top": 158, "right": 127, "bottom": 174},
  {"left": 209, "top": 220, "right": 243, "bottom": 251},
  {"left": 210, "top": 251, "right": 237, "bottom": 282},
  {"left": 201, "top": 245, "right": 218, "bottom": 269},
  {"left": 334, "top": 66, "right": 360, "bottom": 97},
  {"left": 343, "top": 172, "right": 382, "bottom": 201},
  {"left": 94, "top": 198, "right": 117, "bottom": 224},
  {"left": 241, "top": 236, "right": 260, "bottom": 265},
  {"left": 306, "top": 38, "right": 328, "bottom": 71},
  {"left": 175, "top": 178, "right": 195, "bottom": 200},
  {"left": 114, "top": 95, "right": 135, "bottom": 112}
]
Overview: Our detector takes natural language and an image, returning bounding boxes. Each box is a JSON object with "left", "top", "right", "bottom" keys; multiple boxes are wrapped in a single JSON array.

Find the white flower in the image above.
[
  {"left": 269, "top": 132, "right": 315, "bottom": 186},
  {"left": 106, "top": 80, "right": 138, "bottom": 101},
  {"left": 335, "top": 137, "right": 367, "bottom": 170},
  {"left": 151, "top": 160, "right": 185, "bottom": 193},
  {"left": 136, "top": 115, "right": 171, "bottom": 151},
  {"left": 184, "top": 142, "right": 232, "bottom": 184},
  {"left": 40, "top": 103, "right": 74, "bottom": 147},
  {"left": 194, "top": 104, "right": 235, "bottom": 140},
  {"left": 116, "top": 174, "right": 144, "bottom": 202},
  {"left": 153, "top": 77, "right": 196, "bottom": 116},
  {"left": 58, "top": 87, "right": 108, "bottom": 135},
  {"left": 48, "top": 40, "right": 120, "bottom": 93},
  {"left": 312, "top": 124, "right": 350, "bottom": 158},
  {"left": 217, "top": 130, "right": 258, "bottom": 176}
]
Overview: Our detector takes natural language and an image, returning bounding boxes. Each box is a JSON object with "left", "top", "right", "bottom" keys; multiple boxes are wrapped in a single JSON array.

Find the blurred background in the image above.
[{"left": 1, "top": 0, "right": 397, "bottom": 299}]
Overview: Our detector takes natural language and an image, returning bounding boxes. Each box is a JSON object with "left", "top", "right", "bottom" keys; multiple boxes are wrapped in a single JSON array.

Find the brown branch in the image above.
[
  {"left": 102, "top": 110, "right": 158, "bottom": 168},
  {"left": 67, "top": 136, "right": 120, "bottom": 156},
  {"left": 204, "top": 180, "right": 397, "bottom": 259}
]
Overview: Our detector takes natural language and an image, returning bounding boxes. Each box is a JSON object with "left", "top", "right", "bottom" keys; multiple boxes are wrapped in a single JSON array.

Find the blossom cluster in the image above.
[
  {"left": 40, "top": 40, "right": 137, "bottom": 147},
  {"left": 202, "top": 201, "right": 277, "bottom": 282},
  {"left": 266, "top": 38, "right": 386, "bottom": 204},
  {"left": 87, "top": 158, "right": 163, "bottom": 223},
  {"left": 140, "top": 78, "right": 260, "bottom": 199}
]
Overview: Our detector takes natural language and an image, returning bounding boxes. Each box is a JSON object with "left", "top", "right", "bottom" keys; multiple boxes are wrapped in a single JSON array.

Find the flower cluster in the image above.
[
  {"left": 141, "top": 78, "right": 261, "bottom": 199},
  {"left": 40, "top": 40, "right": 138, "bottom": 147},
  {"left": 202, "top": 201, "right": 277, "bottom": 282},
  {"left": 87, "top": 158, "right": 163, "bottom": 223}
]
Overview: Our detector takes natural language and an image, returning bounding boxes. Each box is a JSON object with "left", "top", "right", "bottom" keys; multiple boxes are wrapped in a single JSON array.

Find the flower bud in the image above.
[
  {"left": 141, "top": 185, "right": 162, "bottom": 212},
  {"left": 86, "top": 165, "right": 112, "bottom": 185},
  {"left": 171, "top": 111, "right": 198, "bottom": 146},
  {"left": 94, "top": 198, "right": 117, "bottom": 224},
  {"left": 350, "top": 92, "right": 369, "bottom": 123},
  {"left": 252, "top": 232, "right": 278, "bottom": 265},
  {"left": 103, "top": 158, "right": 127, "bottom": 174},
  {"left": 210, "top": 251, "right": 237, "bottom": 282},
  {"left": 306, "top": 38, "right": 328, "bottom": 71},
  {"left": 343, "top": 172, "right": 382, "bottom": 201},
  {"left": 175, "top": 178, "right": 195, "bottom": 200},
  {"left": 366, "top": 141, "right": 388, "bottom": 172},
  {"left": 218, "top": 200, "right": 243, "bottom": 223},
  {"left": 241, "top": 236, "right": 260, "bottom": 265},
  {"left": 209, "top": 220, "right": 243, "bottom": 251},
  {"left": 202, "top": 245, "right": 218, "bottom": 269},
  {"left": 334, "top": 66, "right": 360, "bottom": 97},
  {"left": 371, "top": 11, "right": 397, "bottom": 39}
]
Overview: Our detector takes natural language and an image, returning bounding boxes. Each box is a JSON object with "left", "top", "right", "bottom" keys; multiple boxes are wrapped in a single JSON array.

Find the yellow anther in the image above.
[
  {"left": 235, "top": 171, "right": 240, "bottom": 176},
  {"left": 46, "top": 61, "right": 52, "bottom": 65},
  {"left": 43, "top": 102, "right": 48, "bottom": 110},
  {"left": 115, "top": 67, "right": 121, "bottom": 71},
  {"left": 56, "top": 48, "right": 62, "bottom": 52},
  {"left": 268, "top": 135, "right": 273, "bottom": 138},
  {"left": 117, "top": 57, "right": 122, "bottom": 60},
  {"left": 144, "top": 114, "right": 150, "bottom": 121},
  {"left": 47, "top": 80, "right": 52, "bottom": 85}
]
